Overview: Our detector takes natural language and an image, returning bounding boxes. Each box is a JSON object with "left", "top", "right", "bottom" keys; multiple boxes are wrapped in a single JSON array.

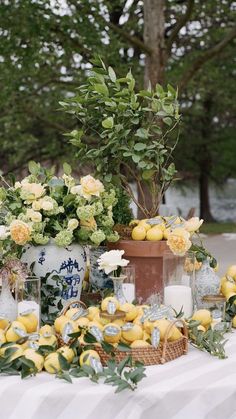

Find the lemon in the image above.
[
  {"left": 120, "top": 335, "right": 131, "bottom": 345},
  {"left": 38, "top": 334, "right": 57, "bottom": 347},
  {"left": 226, "top": 265, "right": 236, "bottom": 280},
  {"left": 87, "top": 307, "right": 100, "bottom": 321},
  {"left": 8, "top": 344, "right": 24, "bottom": 361},
  {"left": 44, "top": 352, "right": 61, "bottom": 374},
  {"left": 94, "top": 313, "right": 110, "bottom": 326},
  {"left": 103, "top": 323, "right": 121, "bottom": 344},
  {"left": 59, "top": 319, "right": 77, "bottom": 335},
  {"left": 88, "top": 321, "right": 103, "bottom": 331},
  {"left": 221, "top": 281, "right": 236, "bottom": 297},
  {"left": 120, "top": 303, "right": 138, "bottom": 321},
  {"left": 57, "top": 346, "right": 75, "bottom": 363},
  {"left": 122, "top": 324, "right": 143, "bottom": 342},
  {"left": 143, "top": 331, "right": 150, "bottom": 341},
  {"left": 17, "top": 313, "right": 38, "bottom": 333},
  {"left": 54, "top": 315, "right": 69, "bottom": 333},
  {"left": 0, "top": 318, "right": 10, "bottom": 330},
  {"left": 65, "top": 308, "right": 81, "bottom": 320},
  {"left": 146, "top": 226, "right": 163, "bottom": 241},
  {"left": 75, "top": 317, "right": 90, "bottom": 328},
  {"left": 40, "top": 324, "right": 54, "bottom": 336},
  {"left": 112, "top": 318, "right": 125, "bottom": 327},
  {"left": 192, "top": 309, "right": 212, "bottom": 327},
  {"left": 149, "top": 319, "right": 171, "bottom": 340},
  {"left": 168, "top": 325, "right": 183, "bottom": 342},
  {"left": 79, "top": 349, "right": 100, "bottom": 367},
  {"left": 6, "top": 321, "right": 27, "bottom": 342},
  {"left": 101, "top": 296, "right": 120, "bottom": 312},
  {"left": 24, "top": 348, "right": 44, "bottom": 372},
  {"left": 163, "top": 228, "right": 171, "bottom": 240},
  {"left": 138, "top": 220, "right": 152, "bottom": 231},
  {"left": 129, "top": 219, "right": 139, "bottom": 227},
  {"left": 130, "top": 340, "right": 151, "bottom": 348},
  {"left": 131, "top": 226, "right": 146, "bottom": 241},
  {"left": 133, "top": 315, "right": 143, "bottom": 327},
  {"left": 232, "top": 315, "right": 236, "bottom": 328},
  {"left": 143, "top": 320, "right": 153, "bottom": 334}
]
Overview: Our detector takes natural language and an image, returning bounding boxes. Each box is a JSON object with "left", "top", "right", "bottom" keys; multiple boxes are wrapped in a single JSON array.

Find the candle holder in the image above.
[
  {"left": 201, "top": 294, "right": 227, "bottom": 330},
  {"left": 121, "top": 265, "right": 136, "bottom": 303},
  {"left": 163, "top": 251, "right": 195, "bottom": 318},
  {"left": 16, "top": 276, "right": 41, "bottom": 328}
]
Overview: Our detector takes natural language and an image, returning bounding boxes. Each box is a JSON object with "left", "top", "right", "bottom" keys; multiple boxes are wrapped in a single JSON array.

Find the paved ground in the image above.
[{"left": 203, "top": 234, "right": 236, "bottom": 277}]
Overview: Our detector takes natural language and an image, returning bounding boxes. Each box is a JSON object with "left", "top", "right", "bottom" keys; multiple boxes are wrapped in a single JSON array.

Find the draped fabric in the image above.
[{"left": 1, "top": 333, "right": 236, "bottom": 419}]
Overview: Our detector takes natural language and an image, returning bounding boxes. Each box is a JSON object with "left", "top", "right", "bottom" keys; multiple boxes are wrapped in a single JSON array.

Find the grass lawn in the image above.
[{"left": 201, "top": 222, "right": 236, "bottom": 235}]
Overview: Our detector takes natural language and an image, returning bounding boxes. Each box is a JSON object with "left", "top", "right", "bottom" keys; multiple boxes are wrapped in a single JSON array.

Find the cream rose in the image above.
[
  {"left": 167, "top": 227, "right": 192, "bottom": 256},
  {"left": 184, "top": 217, "right": 204, "bottom": 233},
  {"left": 32, "top": 200, "right": 42, "bottom": 211},
  {"left": 40, "top": 200, "right": 54, "bottom": 211},
  {"left": 70, "top": 185, "right": 81, "bottom": 195},
  {"left": 79, "top": 175, "right": 104, "bottom": 200},
  {"left": 0, "top": 225, "right": 9, "bottom": 240},
  {"left": 26, "top": 209, "right": 42, "bottom": 223},
  {"left": 21, "top": 182, "right": 45, "bottom": 200},
  {"left": 68, "top": 219, "right": 79, "bottom": 231},
  {"left": 10, "top": 220, "right": 31, "bottom": 245}
]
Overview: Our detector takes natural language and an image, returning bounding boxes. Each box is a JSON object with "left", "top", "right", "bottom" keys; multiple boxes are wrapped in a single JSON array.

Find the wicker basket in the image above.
[{"left": 59, "top": 301, "right": 188, "bottom": 365}]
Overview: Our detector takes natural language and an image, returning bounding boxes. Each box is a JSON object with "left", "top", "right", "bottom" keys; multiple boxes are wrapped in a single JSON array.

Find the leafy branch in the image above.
[{"left": 188, "top": 320, "right": 227, "bottom": 359}]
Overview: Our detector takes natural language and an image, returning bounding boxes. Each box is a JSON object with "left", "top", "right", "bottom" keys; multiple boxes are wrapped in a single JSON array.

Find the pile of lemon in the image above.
[
  {"left": 0, "top": 298, "right": 185, "bottom": 374},
  {"left": 219, "top": 264, "right": 236, "bottom": 328},
  {"left": 130, "top": 217, "right": 178, "bottom": 241}
]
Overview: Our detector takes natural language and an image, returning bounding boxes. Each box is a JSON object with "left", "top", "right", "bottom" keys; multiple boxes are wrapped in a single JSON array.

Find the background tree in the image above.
[{"left": 0, "top": 0, "right": 235, "bottom": 219}]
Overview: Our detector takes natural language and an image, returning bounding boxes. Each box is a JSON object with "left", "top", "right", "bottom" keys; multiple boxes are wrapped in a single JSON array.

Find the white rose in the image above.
[
  {"left": 70, "top": 185, "right": 82, "bottom": 195},
  {"left": 68, "top": 219, "right": 79, "bottom": 231},
  {"left": 26, "top": 209, "right": 42, "bottom": 223},
  {"left": 97, "top": 250, "right": 129, "bottom": 275},
  {"left": 32, "top": 201, "right": 42, "bottom": 211},
  {"left": 41, "top": 200, "right": 54, "bottom": 211},
  {"left": 0, "top": 225, "right": 9, "bottom": 240},
  {"left": 184, "top": 217, "right": 204, "bottom": 233},
  {"left": 21, "top": 182, "right": 45, "bottom": 200}
]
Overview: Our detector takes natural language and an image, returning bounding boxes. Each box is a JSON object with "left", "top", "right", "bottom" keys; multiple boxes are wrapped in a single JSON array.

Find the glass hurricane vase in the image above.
[
  {"left": 110, "top": 275, "right": 127, "bottom": 305},
  {"left": 0, "top": 276, "right": 18, "bottom": 322}
]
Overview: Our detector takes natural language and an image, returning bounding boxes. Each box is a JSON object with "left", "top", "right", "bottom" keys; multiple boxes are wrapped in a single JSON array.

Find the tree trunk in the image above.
[
  {"left": 143, "top": 0, "right": 166, "bottom": 87},
  {"left": 199, "top": 166, "right": 215, "bottom": 222}
]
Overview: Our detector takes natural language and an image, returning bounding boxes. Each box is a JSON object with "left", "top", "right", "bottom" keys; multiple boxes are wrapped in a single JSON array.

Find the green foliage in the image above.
[
  {"left": 188, "top": 320, "right": 227, "bottom": 359},
  {"left": 62, "top": 62, "right": 180, "bottom": 217},
  {"left": 112, "top": 188, "right": 133, "bottom": 225}
]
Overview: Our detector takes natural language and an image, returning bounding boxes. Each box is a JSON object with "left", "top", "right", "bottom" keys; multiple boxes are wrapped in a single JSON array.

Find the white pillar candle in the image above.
[
  {"left": 18, "top": 300, "right": 40, "bottom": 322},
  {"left": 164, "top": 285, "right": 193, "bottom": 318},
  {"left": 122, "top": 284, "right": 135, "bottom": 303}
]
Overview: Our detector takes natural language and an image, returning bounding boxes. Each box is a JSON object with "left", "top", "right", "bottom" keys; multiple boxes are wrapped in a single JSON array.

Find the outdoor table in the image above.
[{"left": 1, "top": 332, "right": 236, "bottom": 419}]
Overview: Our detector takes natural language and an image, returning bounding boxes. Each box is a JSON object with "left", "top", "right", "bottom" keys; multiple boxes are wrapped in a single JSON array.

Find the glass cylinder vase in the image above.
[
  {"left": 121, "top": 265, "right": 136, "bottom": 303},
  {"left": 163, "top": 251, "right": 195, "bottom": 318},
  {"left": 16, "top": 277, "right": 41, "bottom": 327},
  {"left": 0, "top": 276, "right": 18, "bottom": 322}
]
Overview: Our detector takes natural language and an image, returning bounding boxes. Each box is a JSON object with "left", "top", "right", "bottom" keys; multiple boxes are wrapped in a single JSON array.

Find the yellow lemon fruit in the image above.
[
  {"left": 87, "top": 307, "right": 100, "bottom": 321},
  {"left": 44, "top": 352, "right": 61, "bottom": 374},
  {"left": 6, "top": 321, "right": 27, "bottom": 342},
  {"left": 221, "top": 281, "right": 236, "bottom": 297},
  {"left": 192, "top": 309, "right": 212, "bottom": 327},
  {"left": 101, "top": 297, "right": 120, "bottom": 313},
  {"left": 75, "top": 317, "right": 90, "bottom": 328},
  {"left": 65, "top": 308, "right": 81, "bottom": 320},
  {"left": 24, "top": 348, "right": 44, "bottom": 372},
  {"left": 168, "top": 325, "right": 183, "bottom": 342},
  {"left": 1, "top": 344, "right": 24, "bottom": 360},
  {"left": 130, "top": 340, "right": 151, "bottom": 349},
  {"left": 0, "top": 329, "right": 6, "bottom": 345},
  {"left": 143, "top": 320, "right": 153, "bottom": 334},
  {"left": 133, "top": 315, "right": 143, "bottom": 327},
  {"left": 120, "top": 335, "right": 131, "bottom": 345},
  {"left": 122, "top": 324, "right": 143, "bottom": 342},
  {"left": 129, "top": 219, "right": 139, "bottom": 227},
  {"left": 57, "top": 346, "right": 75, "bottom": 363},
  {"left": 54, "top": 315, "right": 69, "bottom": 333},
  {"left": 40, "top": 325, "right": 54, "bottom": 336},
  {"left": 59, "top": 320, "right": 77, "bottom": 336},
  {"left": 79, "top": 349, "right": 100, "bottom": 367},
  {"left": 149, "top": 319, "right": 172, "bottom": 340},
  {"left": 38, "top": 334, "right": 57, "bottom": 347},
  {"left": 112, "top": 318, "right": 125, "bottom": 327},
  {"left": 143, "top": 331, "right": 150, "bottom": 341},
  {"left": 131, "top": 226, "right": 146, "bottom": 241},
  {"left": 94, "top": 313, "right": 110, "bottom": 326},
  {"left": 103, "top": 323, "right": 121, "bottom": 344},
  {"left": 88, "top": 321, "right": 103, "bottom": 331},
  {"left": 163, "top": 228, "right": 171, "bottom": 240},
  {"left": 226, "top": 265, "right": 236, "bottom": 280},
  {"left": 17, "top": 313, "right": 38, "bottom": 333},
  {"left": 146, "top": 226, "right": 163, "bottom": 241},
  {"left": 138, "top": 220, "right": 152, "bottom": 231},
  {"left": 120, "top": 303, "right": 138, "bottom": 321},
  {"left": 0, "top": 318, "right": 10, "bottom": 331},
  {"left": 232, "top": 315, "right": 236, "bottom": 328}
]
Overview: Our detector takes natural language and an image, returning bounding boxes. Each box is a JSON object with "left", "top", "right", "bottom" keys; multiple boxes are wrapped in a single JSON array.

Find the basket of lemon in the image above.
[{"left": 56, "top": 297, "right": 188, "bottom": 366}]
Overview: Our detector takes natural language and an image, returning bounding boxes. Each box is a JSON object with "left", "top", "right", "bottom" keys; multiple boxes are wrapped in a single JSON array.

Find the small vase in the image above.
[
  {"left": 0, "top": 276, "right": 18, "bottom": 322},
  {"left": 194, "top": 259, "right": 220, "bottom": 309},
  {"left": 110, "top": 275, "right": 127, "bottom": 305}
]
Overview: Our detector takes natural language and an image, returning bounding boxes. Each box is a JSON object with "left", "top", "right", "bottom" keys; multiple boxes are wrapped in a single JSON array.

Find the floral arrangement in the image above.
[
  {"left": 0, "top": 162, "right": 119, "bottom": 267},
  {"left": 97, "top": 250, "right": 129, "bottom": 277}
]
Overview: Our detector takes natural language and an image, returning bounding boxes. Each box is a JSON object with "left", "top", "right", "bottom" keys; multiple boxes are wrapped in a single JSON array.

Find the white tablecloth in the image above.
[{"left": 1, "top": 332, "right": 236, "bottom": 419}]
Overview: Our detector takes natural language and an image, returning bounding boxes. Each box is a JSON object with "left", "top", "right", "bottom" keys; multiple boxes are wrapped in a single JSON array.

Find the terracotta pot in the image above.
[{"left": 108, "top": 240, "right": 169, "bottom": 303}]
